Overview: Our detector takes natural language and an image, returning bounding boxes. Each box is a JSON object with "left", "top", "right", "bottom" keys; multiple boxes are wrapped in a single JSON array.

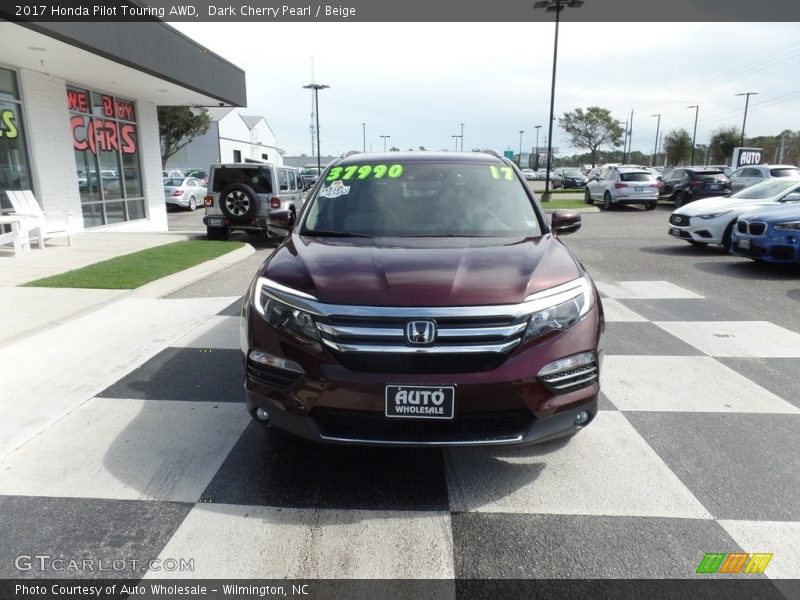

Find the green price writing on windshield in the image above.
[
  {"left": 326, "top": 164, "right": 404, "bottom": 181},
  {"left": 489, "top": 165, "right": 515, "bottom": 180}
]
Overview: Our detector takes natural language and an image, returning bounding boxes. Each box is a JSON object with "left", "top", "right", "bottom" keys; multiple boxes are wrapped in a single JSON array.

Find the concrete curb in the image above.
[
  {"left": 128, "top": 243, "right": 255, "bottom": 299},
  {"left": 0, "top": 243, "right": 255, "bottom": 349}
]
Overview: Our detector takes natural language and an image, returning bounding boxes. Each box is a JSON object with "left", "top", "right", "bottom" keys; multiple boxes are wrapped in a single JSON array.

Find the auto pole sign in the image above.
[{"left": 732, "top": 147, "right": 763, "bottom": 168}]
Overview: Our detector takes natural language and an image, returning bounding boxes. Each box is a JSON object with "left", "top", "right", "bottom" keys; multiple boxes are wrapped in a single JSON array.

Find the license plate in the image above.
[
  {"left": 670, "top": 227, "right": 681, "bottom": 236},
  {"left": 207, "top": 216, "right": 224, "bottom": 227},
  {"left": 708, "top": 184, "right": 720, "bottom": 189},
  {"left": 385, "top": 385, "right": 454, "bottom": 419},
  {"left": 738, "top": 238, "right": 751, "bottom": 249},
  {"left": 635, "top": 186, "right": 643, "bottom": 192}
]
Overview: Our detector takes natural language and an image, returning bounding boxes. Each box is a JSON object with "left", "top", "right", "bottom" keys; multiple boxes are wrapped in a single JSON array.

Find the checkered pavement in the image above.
[{"left": 1, "top": 282, "right": 798, "bottom": 585}]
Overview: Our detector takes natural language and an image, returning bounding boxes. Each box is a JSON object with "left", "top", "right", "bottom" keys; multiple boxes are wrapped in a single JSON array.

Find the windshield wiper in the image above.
[{"left": 301, "top": 229, "right": 372, "bottom": 238}]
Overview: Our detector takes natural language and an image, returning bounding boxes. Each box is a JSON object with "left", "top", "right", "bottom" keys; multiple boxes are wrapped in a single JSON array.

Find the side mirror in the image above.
[
  {"left": 551, "top": 209, "right": 582, "bottom": 235},
  {"left": 782, "top": 192, "right": 800, "bottom": 202},
  {"left": 656, "top": 176, "right": 663, "bottom": 181}
]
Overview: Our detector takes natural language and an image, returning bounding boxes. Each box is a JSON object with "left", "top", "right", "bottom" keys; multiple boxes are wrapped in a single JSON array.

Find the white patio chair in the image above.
[
  {"left": 4, "top": 191, "right": 40, "bottom": 250},
  {"left": 10, "top": 190, "right": 79, "bottom": 247},
  {"left": 0, "top": 216, "right": 24, "bottom": 257}
]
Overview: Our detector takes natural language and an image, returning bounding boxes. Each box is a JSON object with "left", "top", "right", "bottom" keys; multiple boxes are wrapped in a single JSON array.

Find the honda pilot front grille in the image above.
[
  {"left": 334, "top": 352, "right": 506, "bottom": 374},
  {"left": 315, "top": 313, "right": 527, "bottom": 373}
]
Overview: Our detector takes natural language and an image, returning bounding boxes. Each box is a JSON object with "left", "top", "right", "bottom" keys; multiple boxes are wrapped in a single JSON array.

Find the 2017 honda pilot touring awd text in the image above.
[{"left": 240, "top": 152, "right": 604, "bottom": 446}]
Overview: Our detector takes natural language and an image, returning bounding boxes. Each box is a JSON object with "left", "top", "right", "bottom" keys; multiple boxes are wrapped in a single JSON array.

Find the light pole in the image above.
[
  {"left": 518, "top": 130, "right": 525, "bottom": 166},
  {"left": 688, "top": 105, "right": 699, "bottom": 165},
  {"left": 619, "top": 120, "right": 628, "bottom": 163},
  {"left": 651, "top": 114, "right": 661, "bottom": 167},
  {"left": 534, "top": 125, "right": 542, "bottom": 169},
  {"left": 736, "top": 92, "right": 758, "bottom": 146},
  {"left": 380, "top": 135, "right": 390, "bottom": 152},
  {"left": 361, "top": 122, "right": 366, "bottom": 153},
  {"left": 534, "top": 0, "right": 584, "bottom": 200},
  {"left": 303, "top": 83, "right": 329, "bottom": 173},
  {"left": 460, "top": 123, "right": 465, "bottom": 152}
]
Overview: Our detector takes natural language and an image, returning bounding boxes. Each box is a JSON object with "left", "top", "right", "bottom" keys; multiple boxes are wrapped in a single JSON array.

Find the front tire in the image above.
[
  {"left": 674, "top": 191, "right": 686, "bottom": 208},
  {"left": 602, "top": 192, "right": 613, "bottom": 211},
  {"left": 721, "top": 221, "right": 735, "bottom": 251},
  {"left": 584, "top": 188, "right": 593, "bottom": 204},
  {"left": 188, "top": 196, "right": 196, "bottom": 211}
]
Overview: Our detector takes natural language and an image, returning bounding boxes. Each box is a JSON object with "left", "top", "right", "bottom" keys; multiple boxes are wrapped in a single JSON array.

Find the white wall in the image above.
[
  {"left": 249, "top": 119, "right": 282, "bottom": 165},
  {"left": 19, "top": 69, "right": 82, "bottom": 219}
]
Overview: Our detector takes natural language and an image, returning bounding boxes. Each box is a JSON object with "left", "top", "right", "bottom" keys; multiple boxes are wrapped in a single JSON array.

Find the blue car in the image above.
[{"left": 731, "top": 202, "right": 800, "bottom": 263}]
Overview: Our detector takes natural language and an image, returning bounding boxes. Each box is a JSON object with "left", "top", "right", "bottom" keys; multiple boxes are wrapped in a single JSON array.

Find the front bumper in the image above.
[
  {"left": 731, "top": 229, "right": 800, "bottom": 263},
  {"left": 242, "top": 302, "right": 603, "bottom": 447},
  {"left": 667, "top": 214, "right": 728, "bottom": 244}
]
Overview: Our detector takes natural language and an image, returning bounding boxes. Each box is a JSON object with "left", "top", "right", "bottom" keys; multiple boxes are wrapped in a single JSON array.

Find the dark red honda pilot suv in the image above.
[{"left": 240, "top": 151, "right": 604, "bottom": 446}]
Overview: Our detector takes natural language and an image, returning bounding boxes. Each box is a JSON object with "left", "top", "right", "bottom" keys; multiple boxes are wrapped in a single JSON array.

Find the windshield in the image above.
[
  {"left": 164, "top": 178, "right": 184, "bottom": 187},
  {"left": 302, "top": 162, "right": 542, "bottom": 238},
  {"left": 730, "top": 178, "right": 800, "bottom": 199},
  {"left": 562, "top": 169, "right": 583, "bottom": 177}
]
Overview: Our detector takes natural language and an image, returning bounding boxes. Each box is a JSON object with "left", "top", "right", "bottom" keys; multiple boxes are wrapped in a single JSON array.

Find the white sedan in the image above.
[{"left": 667, "top": 177, "right": 800, "bottom": 249}]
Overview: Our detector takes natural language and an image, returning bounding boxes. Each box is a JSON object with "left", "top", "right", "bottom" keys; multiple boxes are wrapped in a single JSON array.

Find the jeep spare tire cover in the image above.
[{"left": 219, "top": 183, "right": 258, "bottom": 224}]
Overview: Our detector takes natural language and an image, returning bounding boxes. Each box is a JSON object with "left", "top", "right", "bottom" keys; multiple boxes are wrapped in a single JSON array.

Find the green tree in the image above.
[
  {"left": 559, "top": 106, "right": 624, "bottom": 168},
  {"left": 708, "top": 126, "right": 740, "bottom": 165},
  {"left": 158, "top": 106, "right": 211, "bottom": 168},
  {"left": 663, "top": 128, "right": 692, "bottom": 165}
]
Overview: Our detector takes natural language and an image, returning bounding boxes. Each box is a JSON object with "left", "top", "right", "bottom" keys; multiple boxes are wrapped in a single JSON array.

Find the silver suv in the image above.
[
  {"left": 728, "top": 164, "right": 800, "bottom": 193},
  {"left": 585, "top": 168, "right": 659, "bottom": 210},
  {"left": 202, "top": 163, "right": 305, "bottom": 240}
]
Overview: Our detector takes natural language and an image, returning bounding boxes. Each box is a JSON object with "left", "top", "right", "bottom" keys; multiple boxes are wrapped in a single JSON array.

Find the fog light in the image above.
[
  {"left": 249, "top": 349, "right": 304, "bottom": 373},
  {"left": 574, "top": 411, "right": 589, "bottom": 428},
  {"left": 255, "top": 408, "right": 270, "bottom": 422}
]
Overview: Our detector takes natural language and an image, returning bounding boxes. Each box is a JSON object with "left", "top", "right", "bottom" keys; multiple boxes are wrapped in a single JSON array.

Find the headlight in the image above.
[
  {"left": 774, "top": 221, "right": 800, "bottom": 231},
  {"left": 253, "top": 279, "right": 320, "bottom": 341},
  {"left": 697, "top": 210, "right": 732, "bottom": 219},
  {"left": 523, "top": 276, "right": 594, "bottom": 342}
]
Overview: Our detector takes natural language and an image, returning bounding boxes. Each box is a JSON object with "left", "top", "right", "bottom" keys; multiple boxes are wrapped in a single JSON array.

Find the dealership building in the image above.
[{"left": 0, "top": 19, "right": 246, "bottom": 231}]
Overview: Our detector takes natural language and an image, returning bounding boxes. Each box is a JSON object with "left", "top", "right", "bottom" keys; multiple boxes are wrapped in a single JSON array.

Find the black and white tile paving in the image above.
[{"left": 1, "top": 282, "right": 798, "bottom": 584}]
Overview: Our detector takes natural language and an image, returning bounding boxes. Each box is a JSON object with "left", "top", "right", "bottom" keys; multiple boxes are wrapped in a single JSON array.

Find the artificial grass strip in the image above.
[{"left": 24, "top": 240, "right": 244, "bottom": 289}]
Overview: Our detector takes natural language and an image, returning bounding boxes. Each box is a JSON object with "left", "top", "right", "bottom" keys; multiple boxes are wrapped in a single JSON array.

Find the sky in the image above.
[{"left": 172, "top": 21, "right": 800, "bottom": 158}]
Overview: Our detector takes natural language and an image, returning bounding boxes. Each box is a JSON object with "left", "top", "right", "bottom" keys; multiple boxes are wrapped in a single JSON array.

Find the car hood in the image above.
[
  {"left": 677, "top": 196, "right": 779, "bottom": 215},
  {"left": 738, "top": 202, "right": 800, "bottom": 223},
  {"left": 261, "top": 234, "right": 582, "bottom": 307}
]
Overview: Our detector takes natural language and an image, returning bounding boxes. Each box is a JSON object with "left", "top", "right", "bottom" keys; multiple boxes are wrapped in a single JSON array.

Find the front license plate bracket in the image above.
[{"left": 385, "top": 385, "right": 455, "bottom": 419}]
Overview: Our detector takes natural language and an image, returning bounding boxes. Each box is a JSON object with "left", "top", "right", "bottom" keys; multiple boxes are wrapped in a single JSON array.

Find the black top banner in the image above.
[{"left": 3, "top": 0, "right": 800, "bottom": 22}]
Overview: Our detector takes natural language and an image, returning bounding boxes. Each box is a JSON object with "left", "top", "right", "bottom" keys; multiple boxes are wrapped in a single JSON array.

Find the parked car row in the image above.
[{"left": 667, "top": 176, "right": 800, "bottom": 263}]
